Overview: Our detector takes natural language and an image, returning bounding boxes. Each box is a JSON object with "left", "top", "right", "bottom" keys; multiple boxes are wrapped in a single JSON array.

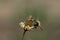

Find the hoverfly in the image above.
[{"left": 19, "top": 15, "right": 43, "bottom": 40}]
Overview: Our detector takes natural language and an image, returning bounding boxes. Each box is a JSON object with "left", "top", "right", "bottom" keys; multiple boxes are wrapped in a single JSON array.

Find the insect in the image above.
[{"left": 19, "top": 15, "right": 43, "bottom": 40}]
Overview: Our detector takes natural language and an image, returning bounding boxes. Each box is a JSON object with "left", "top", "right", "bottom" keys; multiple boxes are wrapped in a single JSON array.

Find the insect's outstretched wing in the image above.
[{"left": 37, "top": 20, "right": 43, "bottom": 31}]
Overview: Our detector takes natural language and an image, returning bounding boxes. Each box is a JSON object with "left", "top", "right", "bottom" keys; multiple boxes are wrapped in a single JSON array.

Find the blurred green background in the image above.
[
  {"left": 0, "top": 0, "right": 59, "bottom": 40},
  {"left": 16, "top": 7, "right": 47, "bottom": 40},
  {"left": 14, "top": 1, "right": 47, "bottom": 40},
  {"left": 0, "top": 0, "right": 47, "bottom": 40}
]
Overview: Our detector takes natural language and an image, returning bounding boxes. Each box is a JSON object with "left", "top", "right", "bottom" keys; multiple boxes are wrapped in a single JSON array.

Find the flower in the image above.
[{"left": 19, "top": 21, "right": 34, "bottom": 31}]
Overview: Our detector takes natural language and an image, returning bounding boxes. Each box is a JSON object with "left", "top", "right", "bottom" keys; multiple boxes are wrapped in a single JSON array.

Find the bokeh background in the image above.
[{"left": 0, "top": 0, "right": 60, "bottom": 40}]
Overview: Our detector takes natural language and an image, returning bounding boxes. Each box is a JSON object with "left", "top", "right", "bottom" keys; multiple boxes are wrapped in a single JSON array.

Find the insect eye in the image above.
[{"left": 32, "top": 20, "right": 39, "bottom": 28}]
